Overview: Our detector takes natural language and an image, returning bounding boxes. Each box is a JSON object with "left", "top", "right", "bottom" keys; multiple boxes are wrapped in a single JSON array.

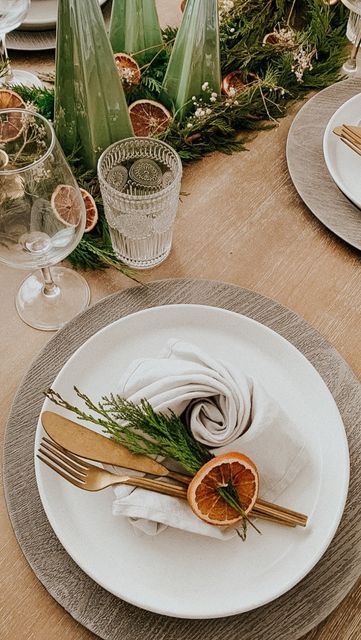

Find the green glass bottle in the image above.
[
  {"left": 109, "top": 0, "right": 163, "bottom": 65},
  {"left": 162, "top": 0, "right": 221, "bottom": 119},
  {"left": 55, "top": 0, "right": 133, "bottom": 170}
]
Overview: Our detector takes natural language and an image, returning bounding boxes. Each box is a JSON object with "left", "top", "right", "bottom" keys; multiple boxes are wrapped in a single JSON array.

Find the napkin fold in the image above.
[{"left": 112, "top": 339, "right": 307, "bottom": 539}]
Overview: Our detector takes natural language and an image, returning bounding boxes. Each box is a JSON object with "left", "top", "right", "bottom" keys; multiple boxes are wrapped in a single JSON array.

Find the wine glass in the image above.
[
  {"left": 0, "top": 109, "right": 90, "bottom": 330},
  {"left": 0, "top": 0, "right": 43, "bottom": 88}
]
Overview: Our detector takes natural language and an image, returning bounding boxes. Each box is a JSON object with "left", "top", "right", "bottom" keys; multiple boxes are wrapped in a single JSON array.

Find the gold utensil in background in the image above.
[{"left": 333, "top": 124, "right": 361, "bottom": 157}]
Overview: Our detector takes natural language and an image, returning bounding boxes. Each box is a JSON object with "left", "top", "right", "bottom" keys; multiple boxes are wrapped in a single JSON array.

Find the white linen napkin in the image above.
[{"left": 112, "top": 339, "right": 308, "bottom": 539}]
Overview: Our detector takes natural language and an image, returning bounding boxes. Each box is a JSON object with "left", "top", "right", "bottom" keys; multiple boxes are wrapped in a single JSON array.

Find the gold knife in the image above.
[{"left": 41, "top": 411, "right": 192, "bottom": 485}]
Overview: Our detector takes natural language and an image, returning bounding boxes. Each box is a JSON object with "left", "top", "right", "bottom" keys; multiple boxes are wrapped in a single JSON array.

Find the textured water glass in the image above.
[
  {"left": 0, "top": 109, "right": 89, "bottom": 330},
  {"left": 98, "top": 137, "right": 182, "bottom": 269}
]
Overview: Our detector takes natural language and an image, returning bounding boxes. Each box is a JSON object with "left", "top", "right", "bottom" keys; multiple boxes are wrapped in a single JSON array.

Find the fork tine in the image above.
[
  {"left": 340, "top": 137, "right": 361, "bottom": 157},
  {"left": 37, "top": 454, "right": 84, "bottom": 488},
  {"left": 341, "top": 127, "right": 361, "bottom": 148},
  {"left": 41, "top": 437, "right": 88, "bottom": 472},
  {"left": 343, "top": 124, "right": 361, "bottom": 143},
  {"left": 38, "top": 446, "right": 86, "bottom": 482}
]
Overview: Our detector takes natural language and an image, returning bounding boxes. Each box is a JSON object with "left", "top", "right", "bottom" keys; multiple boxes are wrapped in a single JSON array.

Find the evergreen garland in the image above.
[{"left": 8, "top": 0, "right": 348, "bottom": 272}]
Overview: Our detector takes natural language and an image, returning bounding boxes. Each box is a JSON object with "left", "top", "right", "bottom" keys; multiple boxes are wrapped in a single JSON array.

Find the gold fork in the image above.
[
  {"left": 37, "top": 438, "right": 306, "bottom": 527},
  {"left": 38, "top": 437, "right": 188, "bottom": 498}
]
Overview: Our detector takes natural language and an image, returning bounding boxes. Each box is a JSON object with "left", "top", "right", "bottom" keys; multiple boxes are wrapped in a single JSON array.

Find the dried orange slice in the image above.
[
  {"left": 51, "top": 184, "right": 83, "bottom": 227},
  {"left": 114, "top": 52, "right": 141, "bottom": 86},
  {"left": 187, "top": 452, "right": 259, "bottom": 526},
  {"left": 0, "top": 89, "right": 26, "bottom": 142},
  {"left": 80, "top": 188, "right": 98, "bottom": 232},
  {"left": 129, "top": 99, "right": 171, "bottom": 137},
  {"left": 222, "top": 71, "right": 257, "bottom": 97}
]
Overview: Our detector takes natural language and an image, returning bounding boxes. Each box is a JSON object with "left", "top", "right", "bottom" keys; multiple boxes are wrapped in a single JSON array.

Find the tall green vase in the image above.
[
  {"left": 55, "top": 0, "right": 133, "bottom": 170},
  {"left": 162, "top": 0, "right": 221, "bottom": 119},
  {"left": 109, "top": 0, "right": 163, "bottom": 65}
]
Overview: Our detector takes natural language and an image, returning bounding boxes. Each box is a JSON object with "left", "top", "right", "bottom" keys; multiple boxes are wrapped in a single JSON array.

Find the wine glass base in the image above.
[
  {"left": 15, "top": 267, "right": 90, "bottom": 331},
  {"left": 0, "top": 69, "right": 44, "bottom": 89}
]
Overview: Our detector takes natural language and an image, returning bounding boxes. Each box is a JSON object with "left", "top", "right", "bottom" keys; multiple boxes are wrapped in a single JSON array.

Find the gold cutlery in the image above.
[
  {"left": 41, "top": 410, "right": 192, "bottom": 485},
  {"left": 37, "top": 433, "right": 307, "bottom": 528},
  {"left": 333, "top": 124, "right": 361, "bottom": 157}
]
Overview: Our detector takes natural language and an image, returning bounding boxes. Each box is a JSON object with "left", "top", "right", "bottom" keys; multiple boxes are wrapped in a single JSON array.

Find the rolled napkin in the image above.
[{"left": 112, "top": 339, "right": 308, "bottom": 539}]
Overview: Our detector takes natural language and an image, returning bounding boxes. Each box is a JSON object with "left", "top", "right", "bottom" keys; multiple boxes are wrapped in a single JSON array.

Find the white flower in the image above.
[
  {"left": 230, "top": 28, "right": 235, "bottom": 33},
  {"left": 206, "top": 108, "right": 212, "bottom": 115},
  {"left": 192, "top": 96, "right": 196, "bottom": 101},
  {"left": 211, "top": 92, "right": 218, "bottom": 99},
  {"left": 202, "top": 82, "right": 209, "bottom": 91},
  {"left": 210, "top": 96, "right": 217, "bottom": 103},
  {"left": 187, "top": 123, "right": 193, "bottom": 128}
]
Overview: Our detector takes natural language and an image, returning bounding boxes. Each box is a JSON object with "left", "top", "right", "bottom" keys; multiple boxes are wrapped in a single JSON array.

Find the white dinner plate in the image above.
[
  {"left": 20, "top": 0, "right": 108, "bottom": 31},
  {"left": 34, "top": 304, "right": 349, "bottom": 619},
  {"left": 323, "top": 92, "right": 361, "bottom": 210}
]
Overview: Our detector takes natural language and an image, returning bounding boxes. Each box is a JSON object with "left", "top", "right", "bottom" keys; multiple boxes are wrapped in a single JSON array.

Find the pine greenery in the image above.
[{"left": 8, "top": 0, "right": 348, "bottom": 272}]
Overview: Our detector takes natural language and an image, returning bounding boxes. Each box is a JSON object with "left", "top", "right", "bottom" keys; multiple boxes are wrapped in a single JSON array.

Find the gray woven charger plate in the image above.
[
  {"left": 4, "top": 279, "right": 361, "bottom": 640},
  {"left": 287, "top": 78, "right": 361, "bottom": 251},
  {"left": 7, "top": 0, "right": 112, "bottom": 50}
]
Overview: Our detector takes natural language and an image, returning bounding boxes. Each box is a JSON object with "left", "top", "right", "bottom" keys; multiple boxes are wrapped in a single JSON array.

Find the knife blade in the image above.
[{"left": 41, "top": 411, "right": 191, "bottom": 484}]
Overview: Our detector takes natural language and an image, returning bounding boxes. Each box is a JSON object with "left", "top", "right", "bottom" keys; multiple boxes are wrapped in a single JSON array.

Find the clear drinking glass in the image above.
[
  {"left": 0, "top": 109, "right": 90, "bottom": 330},
  {"left": 98, "top": 137, "right": 182, "bottom": 269},
  {"left": 0, "top": 0, "right": 43, "bottom": 87}
]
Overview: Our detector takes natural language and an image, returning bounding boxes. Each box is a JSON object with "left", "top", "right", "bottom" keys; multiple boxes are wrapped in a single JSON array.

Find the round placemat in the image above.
[
  {"left": 286, "top": 78, "right": 361, "bottom": 251},
  {"left": 3, "top": 279, "right": 361, "bottom": 640}
]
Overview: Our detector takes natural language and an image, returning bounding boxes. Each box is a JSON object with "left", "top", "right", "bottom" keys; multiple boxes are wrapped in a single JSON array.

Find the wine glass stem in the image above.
[
  {"left": 0, "top": 34, "right": 13, "bottom": 83},
  {"left": 41, "top": 267, "right": 60, "bottom": 298}
]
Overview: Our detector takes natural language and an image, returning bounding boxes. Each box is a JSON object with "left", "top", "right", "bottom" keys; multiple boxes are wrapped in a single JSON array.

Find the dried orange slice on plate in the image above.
[
  {"left": 0, "top": 89, "right": 26, "bottom": 142},
  {"left": 114, "top": 52, "right": 141, "bottom": 86},
  {"left": 51, "top": 184, "right": 83, "bottom": 227},
  {"left": 187, "top": 452, "right": 259, "bottom": 526},
  {"left": 80, "top": 188, "right": 98, "bottom": 232},
  {"left": 129, "top": 99, "right": 172, "bottom": 137}
]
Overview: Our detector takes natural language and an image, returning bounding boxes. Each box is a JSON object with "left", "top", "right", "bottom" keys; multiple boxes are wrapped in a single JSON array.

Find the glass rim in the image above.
[
  {"left": 0, "top": 109, "right": 56, "bottom": 175},
  {"left": 97, "top": 136, "right": 183, "bottom": 201}
]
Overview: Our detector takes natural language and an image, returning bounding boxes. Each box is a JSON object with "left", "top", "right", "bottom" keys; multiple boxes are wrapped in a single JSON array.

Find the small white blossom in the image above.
[
  {"left": 187, "top": 123, "right": 193, "bottom": 128},
  {"left": 192, "top": 96, "right": 196, "bottom": 101},
  {"left": 230, "top": 27, "right": 235, "bottom": 33},
  {"left": 202, "top": 82, "right": 209, "bottom": 91},
  {"left": 211, "top": 92, "right": 218, "bottom": 99},
  {"left": 210, "top": 96, "right": 217, "bottom": 103}
]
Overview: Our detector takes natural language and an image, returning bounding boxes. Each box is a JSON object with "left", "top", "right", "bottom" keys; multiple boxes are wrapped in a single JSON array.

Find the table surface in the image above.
[{"left": 1, "top": 2, "right": 360, "bottom": 639}]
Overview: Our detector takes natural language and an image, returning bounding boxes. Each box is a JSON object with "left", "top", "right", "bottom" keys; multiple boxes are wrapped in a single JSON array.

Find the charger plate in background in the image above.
[
  {"left": 287, "top": 78, "right": 361, "bottom": 251},
  {"left": 4, "top": 280, "right": 361, "bottom": 638},
  {"left": 7, "top": 0, "right": 111, "bottom": 50}
]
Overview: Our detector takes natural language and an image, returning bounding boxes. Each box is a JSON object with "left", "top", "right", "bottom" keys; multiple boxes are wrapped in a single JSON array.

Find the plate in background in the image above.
[
  {"left": 20, "top": 0, "right": 109, "bottom": 31},
  {"left": 323, "top": 92, "right": 361, "bottom": 210}
]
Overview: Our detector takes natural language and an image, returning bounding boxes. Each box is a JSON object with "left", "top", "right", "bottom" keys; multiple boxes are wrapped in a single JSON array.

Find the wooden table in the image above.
[{"left": 1, "top": 2, "right": 360, "bottom": 638}]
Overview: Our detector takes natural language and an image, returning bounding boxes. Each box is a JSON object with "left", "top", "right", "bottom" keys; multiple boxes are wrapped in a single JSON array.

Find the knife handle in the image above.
[
  {"left": 166, "top": 470, "right": 192, "bottom": 485},
  {"left": 122, "top": 475, "right": 188, "bottom": 499}
]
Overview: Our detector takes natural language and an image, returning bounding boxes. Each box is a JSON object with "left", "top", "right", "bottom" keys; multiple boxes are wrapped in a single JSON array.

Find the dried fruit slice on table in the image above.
[
  {"left": 0, "top": 89, "right": 26, "bottom": 142},
  {"left": 114, "top": 53, "right": 141, "bottom": 87},
  {"left": 80, "top": 188, "right": 98, "bottom": 232},
  {"left": 51, "top": 184, "right": 83, "bottom": 227},
  {"left": 187, "top": 452, "right": 259, "bottom": 526},
  {"left": 129, "top": 99, "right": 172, "bottom": 137}
]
